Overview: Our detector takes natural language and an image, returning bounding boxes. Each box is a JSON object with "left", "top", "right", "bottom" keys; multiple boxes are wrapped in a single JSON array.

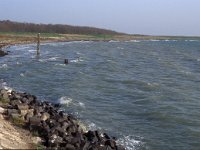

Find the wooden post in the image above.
[{"left": 37, "top": 33, "right": 40, "bottom": 55}]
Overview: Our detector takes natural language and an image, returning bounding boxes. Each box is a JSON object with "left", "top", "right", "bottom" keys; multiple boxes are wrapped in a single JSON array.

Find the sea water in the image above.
[{"left": 1, "top": 40, "right": 200, "bottom": 150}]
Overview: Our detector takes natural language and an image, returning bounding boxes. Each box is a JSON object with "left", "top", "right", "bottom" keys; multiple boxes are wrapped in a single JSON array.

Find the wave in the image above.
[
  {"left": 185, "top": 40, "right": 199, "bottom": 42},
  {"left": 55, "top": 63, "right": 66, "bottom": 67},
  {"left": 20, "top": 73, "right": 25, "bottom": 77},
  {"left": 109, "top": 40, "right": 120, "bottom": 43},
  {"left": 58, "top": 96, "right": 85, "bottom": 108},
  {"left": 48, "top": 57, "right": 60, "bottom": 61},
  {"left": 0, "top": 80, "right": 13, "bottom": 93},
  {"left": 16, "top": 62, "right": 22, "bottom": 65},
  {"left": 149, "top": 39, "right": 160, "bottom": 42},
  {"left": 117, "top": 47, "right": 124, "bottom": 50},
  {"left": 28, "top": 49, "right": 36, "bottom": 53},
  {"left": 0, "top": 64, "right": 8, "bottom": 69},
  {"left": 125, "top": 40, "right": 140, "bottom": 43},
  {"left": 59, "top": 96, "right": 73, "bottom": 106},
  {"left": 117, "top": 135, "right": 142, "bottom": 150},
  {"left": 70, "top": 58, "right": 84, "bottom": 63}
]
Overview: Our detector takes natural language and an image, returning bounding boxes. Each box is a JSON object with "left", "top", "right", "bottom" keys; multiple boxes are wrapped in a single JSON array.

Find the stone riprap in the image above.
[{"left": 0, "top": 89, "right": 125, "bottom": 150}]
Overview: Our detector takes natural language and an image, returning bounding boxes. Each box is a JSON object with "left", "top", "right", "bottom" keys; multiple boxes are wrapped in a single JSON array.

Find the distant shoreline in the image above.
[{"left": 0, "top": 32, "right": 200, "bottom": 57}]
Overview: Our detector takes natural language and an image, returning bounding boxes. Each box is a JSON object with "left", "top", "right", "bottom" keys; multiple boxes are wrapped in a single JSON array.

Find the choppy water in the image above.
[{"left": 1, "top": 40, "right": 200, "bottom": 150}]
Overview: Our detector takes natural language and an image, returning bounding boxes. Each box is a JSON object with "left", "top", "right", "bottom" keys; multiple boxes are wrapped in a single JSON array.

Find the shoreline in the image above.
[
  {"left": 0, "top": 88, "right": 125, "bottom": 149},
  {"left": 0, "top": 40, "right": 126, "bottom": 149}
]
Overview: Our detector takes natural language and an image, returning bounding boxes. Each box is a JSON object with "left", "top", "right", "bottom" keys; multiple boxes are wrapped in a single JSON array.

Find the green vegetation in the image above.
[
  {"left": 32, "top": 143, "right": 46, "bottom": 150},
  {"left": 0, "top": 97, "right": 9, "bottom": 104},
  {"left": 11, "top": 115, "right": 25, "bottom": 127},
  {"left": 0, "top": 20, "right": 118, "bottom": 35}
]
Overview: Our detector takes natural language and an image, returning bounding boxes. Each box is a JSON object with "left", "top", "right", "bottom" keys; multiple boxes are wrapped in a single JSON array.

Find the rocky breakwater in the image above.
[{"left": 0, "top": 88, "right": 125, "bottom": 150}]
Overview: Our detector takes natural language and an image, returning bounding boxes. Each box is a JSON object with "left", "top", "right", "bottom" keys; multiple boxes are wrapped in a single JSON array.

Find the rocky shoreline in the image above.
[{"left": 0, "top": 88, "right": 125, "bottom": 150}]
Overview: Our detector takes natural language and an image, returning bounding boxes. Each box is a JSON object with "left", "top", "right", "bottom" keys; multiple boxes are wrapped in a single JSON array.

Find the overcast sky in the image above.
[{"left": 0, "top": 0, "right": 200, "bottom": 36}]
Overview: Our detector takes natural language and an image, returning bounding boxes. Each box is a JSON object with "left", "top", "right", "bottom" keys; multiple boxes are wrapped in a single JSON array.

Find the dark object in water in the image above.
[
  {"left": 64, "top": 59, "right": 68, "bottom": 64},
  {"left": 0, "top": 50, "right": 8, "bottom": 57}
]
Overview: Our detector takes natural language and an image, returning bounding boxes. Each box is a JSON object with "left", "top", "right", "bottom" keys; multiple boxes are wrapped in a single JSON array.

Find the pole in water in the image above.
[
  {"left": 37, "top": 33, "right": 40, "bottom": 55},
  {"left": 64, "top": 59, "right": 68, "bottom": 64}
]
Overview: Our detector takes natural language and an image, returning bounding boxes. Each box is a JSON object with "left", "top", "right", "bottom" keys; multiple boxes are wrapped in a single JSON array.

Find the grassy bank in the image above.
[{"left": 0, "top": 32, "right": 200, "bottom": 48}]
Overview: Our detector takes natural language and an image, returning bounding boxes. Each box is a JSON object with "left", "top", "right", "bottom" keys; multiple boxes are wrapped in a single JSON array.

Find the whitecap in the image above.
[
  {"left": 58, "top": 96, "right": 73, "bottom": 106},
  {"left": 86, "top": 122, "right": 101, "bottom": 131},
  {"left": 109, "top": 40, "right": 120, "bottom": 43},
  {"left": 70, "top": 58, "right": 83, "bottom": 63},
  {"left": 180, "top": 70, "right": 192, "bottom": 75},
  {"left": 150, "top": 39, "right": 160, "bottom": 42},
  {"left": 38, "top": 59, "right": 47, "bottom": 63},
  {"left": 76, "top": 52, "right": 82, "bottom": 55},
  {"left": 125, "top": 40, "right": 140, "bottom": 43},
  {"left": 16, "top": 62, "right": 22, "bottom": 65},
  {"left": 28, "top": 49, "right": 36, "bottom": 53},
  {"left": 0, "top": 64, "right": 8, "bottom": 69},
  {"left": 48, "top": 57, "right": 59, "bottom": 61},
  {"left": 55, "top": 64, "right": 66, "bottom": 67},
  {"left": 20, "top": 73, "right": 25, "bottom": 77},
  {"left": 59, "top": 96, "right": 86, "bottom": 109},
  {"left": 147, "top": 82, "right": 159, "bottom": 87},
  {"left": 117, "top": 135, "right": 142, "bottom": 150},
  {"left": 189, "top": 40, "right": 198, "bottom": 42},
  {"left": 117, "top": 47, "right": 124, "bottom": 50},
  {"left": 78, "top": 102, "right": 85, "bottom": 108}
]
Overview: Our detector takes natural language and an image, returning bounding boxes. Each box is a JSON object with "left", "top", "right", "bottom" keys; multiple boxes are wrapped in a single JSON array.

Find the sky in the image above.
[{"left": 0, "top": 0, "right": 200, "bottom": 36}]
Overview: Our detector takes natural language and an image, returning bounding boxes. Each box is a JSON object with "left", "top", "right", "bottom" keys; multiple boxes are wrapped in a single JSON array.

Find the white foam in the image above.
[
  {"left": 125, "top": 40, "right": 140, "bottom": 43},
  {"left": 0, "top": 64, "right": 8, "bottom": 69},
  {"left": 76, "top": 52, "right": 83, "bottom": 55},
  {"left": 38, "top": 59, "right": 47, "bottom": 63},
  {"left": 180, "top": 70, "right": 192, "bottom": 75},
  {"left": 70, "top": 58, "right": 83, "bottom": 63},
  {"left": 55, "top": 64, "right": 66, "bottom": 67},
  {"left": 58, "top": 96, "right": 85, "bottom": 108},
  {"left": 48, "top": 57, "right": 59, "bottom": 61},
  {"left": 150, "top": 39, "right": 160, "bottom": 42},
  {"left": 59, "top": 96, "right": 73, "bottom": 106},
  {"left": 86, "top": 122, "right": 101, "bottom": 131},
  {"left": 147, "top": 82, "right": 159, "bottom": 87},
  {"left": 28, "top": 49, "right": 36, "bottom": 53},
  {"left": 16, "top": 62, "right": 22, "bottom": 65},
  {"left": 117, "top": 47, "right": 124, "bottom": 50},
  {"left": 20, "top": 73, "right": 25, "bottom": 77},
  {"left": 78, "top": 102, "right": 85, "bottom": 108},
  {"left": 109, "top": 40, "right": 120, "bottom": 43},
  {"left": 0, "top": 80, "right": 13, "bottom": 93},
  {"left": 117, "top": 135, "right": 141, "bottom": 150}
]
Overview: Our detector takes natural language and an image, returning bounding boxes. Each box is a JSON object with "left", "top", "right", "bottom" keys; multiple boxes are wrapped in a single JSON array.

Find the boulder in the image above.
[
  {"left": 0, "top": 107, "right": 6, "bottom": 114},
  {"left": 17, "top": 103, "right": 29, "bottom": 110},
  {"left": 41, "top": 112, "right": 50, "bottom": 121},
  {"left": 7, "top": 109, "right": 19, "bottom": 116},
  {"left": 65, "top": 144, "right": 76, "bottom": 150},
  {"left": 29, "top": 117, "right": 41, "bottom": 126}
]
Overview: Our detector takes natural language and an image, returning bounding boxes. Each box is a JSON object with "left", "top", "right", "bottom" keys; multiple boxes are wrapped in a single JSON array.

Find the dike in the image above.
[{"left": 0, "top": 88, "right": 125, "bottom": 150}]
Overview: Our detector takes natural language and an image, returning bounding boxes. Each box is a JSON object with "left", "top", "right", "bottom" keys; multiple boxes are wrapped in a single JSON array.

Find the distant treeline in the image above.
[{"left": 0, "top": 20, "right": 120, "bottom": 35}]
